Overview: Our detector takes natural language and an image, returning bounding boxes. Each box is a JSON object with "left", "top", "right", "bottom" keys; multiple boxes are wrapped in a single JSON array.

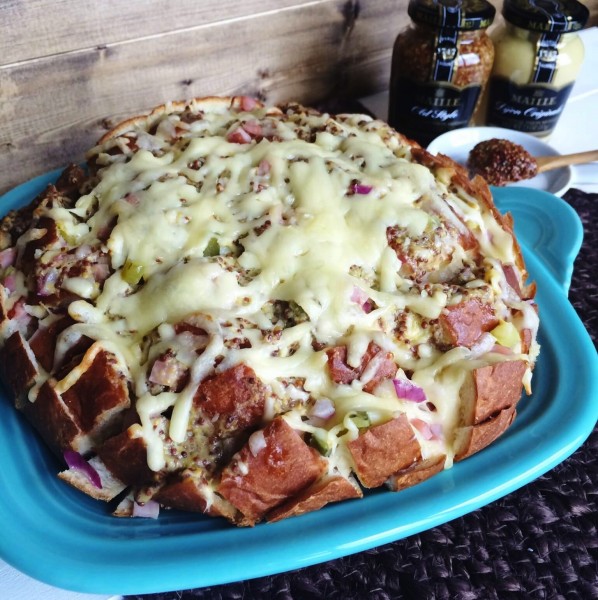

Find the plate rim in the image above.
[
  {"left": 0, "top": 172, "right": 596, "bottom": 595},
  {"left": 426, "top": 127, "right": 573, "bottom": 197}
]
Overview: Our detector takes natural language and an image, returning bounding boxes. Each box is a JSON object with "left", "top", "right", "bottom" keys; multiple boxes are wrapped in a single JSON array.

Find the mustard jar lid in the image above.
[
  {"left": 407, "top": 0, "right": 496, "bottom": 31},
  {"left": 502, "top": 0, "right": 589, "bottom": 33}
]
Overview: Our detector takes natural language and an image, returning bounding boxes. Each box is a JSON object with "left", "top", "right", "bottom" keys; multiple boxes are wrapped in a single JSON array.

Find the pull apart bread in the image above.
[{"left": 0, "top": 97, "right": 539, "bottom": 525}]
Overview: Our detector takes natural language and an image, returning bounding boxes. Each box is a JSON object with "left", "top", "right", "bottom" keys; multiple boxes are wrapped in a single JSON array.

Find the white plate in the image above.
[{"left": 427, "top": 127, "right": 573, "bottom": 197}]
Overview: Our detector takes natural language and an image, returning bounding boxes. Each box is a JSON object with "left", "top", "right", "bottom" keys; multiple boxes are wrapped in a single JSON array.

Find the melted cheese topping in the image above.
[{"left": 1, "top": 100, "right": 538, "bottom": 485}]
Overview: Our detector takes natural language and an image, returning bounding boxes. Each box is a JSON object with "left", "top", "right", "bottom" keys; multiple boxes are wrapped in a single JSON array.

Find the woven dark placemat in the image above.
[{"left": 128, "top": 189, "right": 598, "bottom": 600}]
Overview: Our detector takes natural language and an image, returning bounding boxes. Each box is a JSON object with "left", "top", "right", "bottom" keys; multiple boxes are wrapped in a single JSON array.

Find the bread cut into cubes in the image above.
[
  {"left": 21, "top": 343, "right": 130, "bottom": 456},
  {"left": 218, "top": 417, "right": 327, "bottom": 525},
  {"left": 58, "top": 455, "right": 127, "bottom": 502},
  {"left": 454, "top": 360, "right": 527, "bottom": 461},
  {"left": 0, "top": 96, "right": 539, "bottom": 524},
  {"left": 348, "top": 415, "right": 422, "bottom": 488},
  {"left": 386, "top": 455, "right": 446, "bottom": 492},
  {"left": 267, "top": 474, "right": 362, "bottom": 523}
]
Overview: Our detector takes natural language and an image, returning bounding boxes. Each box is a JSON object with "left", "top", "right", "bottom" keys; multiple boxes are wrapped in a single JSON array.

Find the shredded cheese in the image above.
[{"left": 0, "top": 100, "right": 537, "bottom": 482}]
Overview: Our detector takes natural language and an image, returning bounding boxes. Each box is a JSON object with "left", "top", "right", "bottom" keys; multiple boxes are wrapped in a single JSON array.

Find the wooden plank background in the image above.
[
  {"left": 0, "top": 0, "right": 596, "bottom": 196},
  {"left": 0, "top": 0, "right": 407, "bottom": 195}
]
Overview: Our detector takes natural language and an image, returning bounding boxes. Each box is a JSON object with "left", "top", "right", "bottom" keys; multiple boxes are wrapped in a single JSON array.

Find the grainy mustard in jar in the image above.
[
  {"left": 388, "top": 0, "right": 496, "bottom": 145},
  {"left": 487, "top": 0, "right": 589, "bottom": 136}
]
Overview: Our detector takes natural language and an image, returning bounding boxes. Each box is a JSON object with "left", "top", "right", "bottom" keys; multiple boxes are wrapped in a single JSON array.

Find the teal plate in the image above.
[{"left": 0, "top": 174, "right": 596, "bottom": 594}]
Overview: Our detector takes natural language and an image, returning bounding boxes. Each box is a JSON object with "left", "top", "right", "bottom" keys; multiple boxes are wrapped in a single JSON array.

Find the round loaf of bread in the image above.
[{"left": 0, "top": 97, "right": 539, "bottom": 525}]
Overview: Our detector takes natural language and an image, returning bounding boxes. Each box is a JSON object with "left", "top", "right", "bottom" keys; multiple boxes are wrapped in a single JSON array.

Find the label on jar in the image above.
[
  {"left": 389, "top": 79, "right": 482, "bottom": 144},
  {"left": 487, "top": 76, "right": 574, "bottom": 134},
  {"left": 533, "top": 32, "right": 562, "bottom": 84},
  {"left": 432, "top": 27, "right": 460, "bottom": 82}
]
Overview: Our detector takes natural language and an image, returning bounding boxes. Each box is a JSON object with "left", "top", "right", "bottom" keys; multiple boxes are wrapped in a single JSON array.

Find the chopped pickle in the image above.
[
  {"left": 272, "top": 299, "right": 309, "bottom": 327},
  {"left": 491, "top": 320, "right": 520, "bottom": 348},
  {"left": 203, "top": 237, "right": 220, "bottom": 257},
  {"left": 309, "top": 431, "right": 332, "bottom": 456},
  {"left": 427, "top": 215, "right": 442, "bottom": 231},
  {"left": 349, "top": 411, "right": 371, "bottom": 430},
  {"left": 121, "top": 259, "right": 144, "bottom": 285},
  {"left": 57, "top": 223, "right": 77, "bottom": 246}
]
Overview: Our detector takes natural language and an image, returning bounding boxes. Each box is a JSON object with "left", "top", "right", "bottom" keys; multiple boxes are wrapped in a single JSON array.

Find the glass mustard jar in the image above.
[
  {"left": 486, "top": 0, "right": 589, "bottom": 136},
  {"left": 388, "top": 0, "right": 496, "bottom": 146}
]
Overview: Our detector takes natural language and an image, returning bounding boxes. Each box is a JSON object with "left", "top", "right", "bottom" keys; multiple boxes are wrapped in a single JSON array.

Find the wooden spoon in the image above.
[{"left": 536, "top": 149, "right": 598, "bottom": 173}]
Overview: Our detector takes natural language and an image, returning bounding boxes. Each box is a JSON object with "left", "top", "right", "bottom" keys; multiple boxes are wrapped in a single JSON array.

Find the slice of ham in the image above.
[
  {"left": 240, "top": 96, "right": 259, "bottom": 111},
  {"left": 241, "top": 120, "right": 262, "bottom": 138},
  {"left": 218, "top": 417, "right": 326, "bottom": 525},
  {"left": 326, "top": 342, "right": 397, "bottom": 393},
  {"left": 149, "top": 354, "right": 188, "bottom": 390},
  {"left": 440, "top": 298, "right": 498, "bottom": 348},
  {"left": 227, "top": 127, "right": 252, "bottom": 144}
]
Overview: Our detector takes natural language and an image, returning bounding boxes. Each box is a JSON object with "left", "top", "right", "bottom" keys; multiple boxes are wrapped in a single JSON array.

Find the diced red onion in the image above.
[
  {"left": 124, "top": 193, "right": 140, "bottom": 207},
  {"left": 63, "top": 450, "right": 102, "bottom": 489},
  {"left": 132, "top": 500, "right": 160, "bottom": 519},
  {"left": 351, "top": 285, "right": 368, "bottom": 304},
  {"left": 307, "top": 416, "right": 326, "bottom": 428},
  {"left": 429, "top": 424, "right": 443, "bottom": 440},
  {"left": 257, "top": 159, "right": 271, "bottom": 176},
  {"left": 350, "top": 286, "right": 373, "bottom": 313},
  {"left": 410, "top": 418, "right": 433, "bottom": 440},
  {"left": 2, "top": 273, "right": 16, "bottom": 293},
  {"left": 362, "top": 300, "right": 374, "bottom": 314},
  {"left": 36, "top": 268, "right": 59, "bottom": 297},
  {"left": 240, "top": 96, "right": 258, "bottom": 111},
  {"left": 248, "top": 430, "right": 267, "bottom": 456},
  {"left": 410, "top": 418, "right": 443, "bottom": 441},
  {"left": 91, "top": 262, "right": 110, "bottom": 282},
  {"left": 393, "top": 378, "right": 427, "bottom": 403},
  {"left": 310, "top": 398, "right": 336, "bottom": 420},
  {"left": 469, "top": 333, "right": 496, "bottom": 358},
  {"left": 0, "top": 247, "right": 16, "bottom": 269},
  {"left": 350, "top": 182, "right": 373, "bottom": 195}
]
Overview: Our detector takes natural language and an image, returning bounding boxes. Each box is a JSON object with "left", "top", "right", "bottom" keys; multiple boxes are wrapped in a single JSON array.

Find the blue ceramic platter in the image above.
[{"left": 0, "top": 173, "right": 596, "bottom": 594}]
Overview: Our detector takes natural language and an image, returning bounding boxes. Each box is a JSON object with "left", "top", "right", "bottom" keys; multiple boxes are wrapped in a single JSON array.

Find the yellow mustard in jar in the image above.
[
  {"left": 487, "top": 0, "right": 589, "bottom": 136},
  {"left": 388, "top": 0, "right": 496, "bottom": 146}
]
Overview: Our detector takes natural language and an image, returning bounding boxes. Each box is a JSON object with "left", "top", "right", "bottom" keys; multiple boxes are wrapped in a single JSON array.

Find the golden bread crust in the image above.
[
  {"left": 0, "top": 96, "right": 539, "bottom": 525},
  {"left": 348, "top": 415, "right": 422, "bottom": 489},
  {"left": 267, "top": 474, "right": 363, "bottom": 523}
]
